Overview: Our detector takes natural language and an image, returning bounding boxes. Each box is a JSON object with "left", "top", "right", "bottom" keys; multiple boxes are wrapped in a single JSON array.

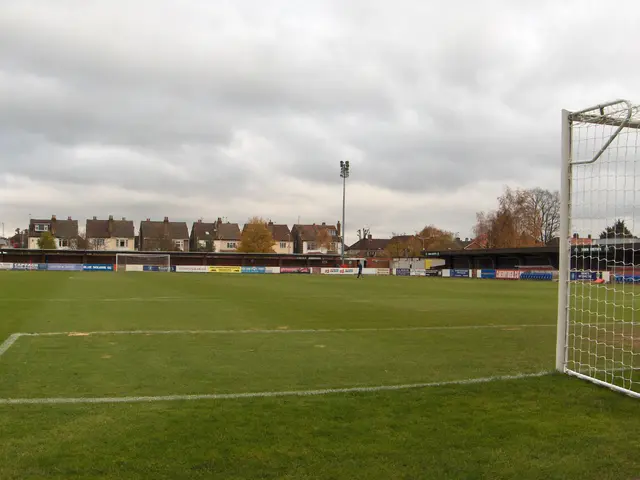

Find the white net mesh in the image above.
[
  {"left": 115, "top": 254, "right": 171, "bottom": 272},
  {"left": 565, "top": 100, "right": 640, "bottom": 397}
]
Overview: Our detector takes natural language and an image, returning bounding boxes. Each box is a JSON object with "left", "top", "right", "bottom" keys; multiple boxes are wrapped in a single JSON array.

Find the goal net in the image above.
[
  {"left": 115, "top": 253, "right": 171, "bottom": 272},
  {"left": 557, "top": 99, "right": 640, "bottom": 398}
]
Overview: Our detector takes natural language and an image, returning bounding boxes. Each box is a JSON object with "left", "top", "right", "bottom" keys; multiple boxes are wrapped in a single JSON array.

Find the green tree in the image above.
[
  {"left": 37, "top": 231, "right": 57, "bottom": 249},
  {"left": 600, "top": 219, "right": 633, "bottom": 239},
  {"left": 237, "top": 217, "right": 275, "bottom": 253}
]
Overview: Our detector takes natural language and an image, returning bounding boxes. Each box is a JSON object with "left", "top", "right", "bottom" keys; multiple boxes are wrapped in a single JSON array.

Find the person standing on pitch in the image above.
[{"left": 357, "top": 260, "right": 363, "bottom": 278}]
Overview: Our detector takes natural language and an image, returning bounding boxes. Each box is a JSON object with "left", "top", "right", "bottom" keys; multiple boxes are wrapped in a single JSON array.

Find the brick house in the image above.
[
  {"left": 267, "top": 221, "right": 292, "bottom": 254},
  {"left": 28, "top": 215, "right": 78, "bottom": 250},
  {"left": 86, "top": 215, "right": 135, "bottom": 251},
  {"left": 346, "top": 235, "right": 390, "bottom": 257},
  {"left": 139, "top": 217, "right": 190, "bottom": 251},
  {"left": 212, "top": 218, "right": 241, "bottom": 252},
  {"left": 190, "top": 219, "right": 218, "bottom": 252},
  {"left": 291, "top": 222, "right": 341, "bottom": 254}
]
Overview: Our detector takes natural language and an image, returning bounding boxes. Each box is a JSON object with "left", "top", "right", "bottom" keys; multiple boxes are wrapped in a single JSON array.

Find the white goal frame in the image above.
[
  {"left": 115, "top": 253, "right": 171, "bottom": 272},
  {"left": 557, "top": 99, "right": 640, "bottom": 399}
]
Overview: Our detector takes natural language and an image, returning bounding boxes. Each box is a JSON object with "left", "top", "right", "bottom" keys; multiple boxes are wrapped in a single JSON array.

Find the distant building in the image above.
[
  {"left": 86, "top": 215, "right": 135, "bottom": 251},
  {"left": 291, "top": 222, "right": 341, "bottom": 254},
  {"left": 346, "top": 235, "right": 390, "bottom": 257},
  {"left": 139, "top": 217, "right": 189, "bottom": 251},
  {"left": 28, "top": 215, "right": 79, "bottom": 250}
]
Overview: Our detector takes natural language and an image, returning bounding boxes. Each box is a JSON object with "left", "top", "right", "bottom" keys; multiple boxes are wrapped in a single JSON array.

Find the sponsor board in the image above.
[
  {"left": 175, "top": 265, "right": 208, "bottom": 273},
  {"left": 321, "top": 267, "right": 358, "bottom": 275},
  {"left": 280, "top": 267, "right": 310, "bottom": 274},
  {"left": 83, "top": 264, "right": 114, "bottom": 271},
  {"left": 264, "top": 267, "right": 280, "bottom": 274},
  {"left": 480, "top": 269, "right": 496, "bottom": 279},
  {"left": 143, "top": 265, "right": 170, "bottom": 272},
  {"left": 241, "top": 266, "right": 266, "bottom": 274},
  {"left": 12, "top": 263, "right": 40, "bottom": 271},
  {"left": 47, "top": 263, "right": 84, "bottom": 271},
  {"left": 496, "top": 270, "right": 521, "bottom": 280},
  {"left": 395, "top": 268, "right": 410, "bottom": 276},
  {"left": 410, "top": 269, "right": 426, "bottom": 276},
  {"left": 450, "top": 269, "right": 470, "bottom": 278},
  {"left": 376, "top": 268, "right": 390, "bottom": 276},
  {"left": 47, "top": 263, "right": 83, "bottom": 271},
  {"left": 0, "top": 262, "right": 13, "bottom": 270},
  {"left": 570, "top": 271, "right": 597, "bottom": 281},
  {"left": 424, "top": 269, "right": 440, "bottom": 277},
  {"left": 208, "top": 266, "right": 241, "bottom": 273}
]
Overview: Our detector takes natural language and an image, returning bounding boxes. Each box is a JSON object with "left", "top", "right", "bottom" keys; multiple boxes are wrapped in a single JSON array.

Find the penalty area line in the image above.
[
  {"left": 16, "top": 324, "right": 556, "bottom": 337},
  {"left": 0, "top": 371, "right": 552, "bottom": 405},
  {"left": 0, "top": 333, "right": 21, "bottom": 358}
]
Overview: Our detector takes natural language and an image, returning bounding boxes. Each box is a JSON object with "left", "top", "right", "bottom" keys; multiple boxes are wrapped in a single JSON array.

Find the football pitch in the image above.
[{"left": 1, "top": 272, "right": 639, "bottom": 479}]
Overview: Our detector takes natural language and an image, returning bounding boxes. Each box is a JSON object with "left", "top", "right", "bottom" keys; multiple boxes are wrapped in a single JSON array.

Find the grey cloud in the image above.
[{"left": 1, "top": 0, "right": 640, "bottom": 239}]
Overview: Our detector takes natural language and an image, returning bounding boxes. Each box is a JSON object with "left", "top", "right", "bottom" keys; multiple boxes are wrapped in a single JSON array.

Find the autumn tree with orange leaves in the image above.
[{"left": 474, "top": 186, "right": 559, "bottom": 248}]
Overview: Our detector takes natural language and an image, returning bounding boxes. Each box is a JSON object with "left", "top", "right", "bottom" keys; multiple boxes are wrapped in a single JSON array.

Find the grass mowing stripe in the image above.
[
  {"left": 0, "top": 333, "right": 21, "bottom": 358},
  {"left": 0, "top": 371, "right": 552, "bottom": 405},
  {"left": 16, "top": 324, "right": 556, "bottom": 337}
]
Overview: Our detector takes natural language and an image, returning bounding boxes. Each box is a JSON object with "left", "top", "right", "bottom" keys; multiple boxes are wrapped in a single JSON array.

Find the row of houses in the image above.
[{"left": 8, "top": 215, "right": 343, "bottom": 254}]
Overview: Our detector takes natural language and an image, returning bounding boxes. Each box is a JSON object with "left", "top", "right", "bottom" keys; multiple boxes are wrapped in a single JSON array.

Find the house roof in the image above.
[
  {"left": 293, "top": 224, "right": 339, "bottom": 242},
  {"left": 347, "top": 237, "right": 390, "bottom": 251},
  {"left": 191, "top": 221, "right": 217, "bottom": 240},
  {"left": 140, "top": 219, "right": 189, "bottom": 239},
  {"left": 268, "top": 223, "right": 291, "bottom": 241},
  {"left": 464, "top": 234, "right": 488, "bottom": 250},
  {"left": 216, "top": 222, "right": 241, "bottom": 240},
  {"left": 86, "top": 217, "right": 134, "bottom": 238},
  {"left": 29, "top": 217, "right": 78, "bottom": 239}
]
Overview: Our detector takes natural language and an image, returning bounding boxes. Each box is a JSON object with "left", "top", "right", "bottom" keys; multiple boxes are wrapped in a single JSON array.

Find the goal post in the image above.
[
  {"left": 557, "top": 99, "right": 640, "bottom": 398},
  {"left": 115, "top": 253, "right": 171, "bottom": 272}
]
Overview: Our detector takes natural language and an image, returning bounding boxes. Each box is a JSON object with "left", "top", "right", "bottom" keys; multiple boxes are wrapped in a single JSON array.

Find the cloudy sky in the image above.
[{"left": 1, "top": 0, "right": 640, "bottom": 244}]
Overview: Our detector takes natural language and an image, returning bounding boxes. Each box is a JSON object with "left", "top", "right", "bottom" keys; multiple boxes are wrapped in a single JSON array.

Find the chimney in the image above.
[
  {"left": 108, "top": 215, "right": 113, "bottom": 221},
  {"left": 322, "top": 222, "right": 326, "bottom": 226},
  {"left": 67, "top": 216, "right": 72, "bottom": 221},
  {"left": 198, "top": 219, "right": 202, "bottom": 223},
  {"left": 587, "top": 234, "right": 592, "bottom": 239},
  {"left": 51, "top": 215, "right": 56, "bottom": 221},
  {"left": 573, "top": 233, "right": 579, "bottom": 238},
  {"left": 337, "top": 221, "right": 341, "bottom": 237},
  {"left": 108, "top": 215, "right": 113, "bottom": 235},
  {"left": 368, "top": 234, "right": 372, "bottom": 240},
  {"left": 122, "top": 217, "right": 126, "bottom": 221},
  {"left": 146, "top": 218, "right": 150, "bottom": 222},
  {"left": 164, "top": 216, "right": 169, "bottom": 222},
  {"left": 92, "top": 216, "right": 97, "bottom": 220}
]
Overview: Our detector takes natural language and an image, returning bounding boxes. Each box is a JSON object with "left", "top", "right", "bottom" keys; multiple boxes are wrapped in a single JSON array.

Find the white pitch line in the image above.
[
  {"left": 16, "top": 324, "right": 556, "bottom": 337},
  {"left": 0, "top": 371, "right": 551, "bottom": 405},
  {"left": 0, "top": 333, "right": 21, "bottom": 358},
  {"left": 0, "top": 296, "right": 201, "bottom": 302}
]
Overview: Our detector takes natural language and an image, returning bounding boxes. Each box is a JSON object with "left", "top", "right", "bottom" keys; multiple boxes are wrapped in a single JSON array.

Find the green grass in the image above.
[{"left": 1, "top": 272, "right": 639, "bottom": 479}]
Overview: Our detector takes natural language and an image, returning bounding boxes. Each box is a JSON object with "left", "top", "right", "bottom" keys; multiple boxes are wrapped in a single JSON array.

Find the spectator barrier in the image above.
[{"left": 0, "top": 262, "right": 623, "bottom": 283}]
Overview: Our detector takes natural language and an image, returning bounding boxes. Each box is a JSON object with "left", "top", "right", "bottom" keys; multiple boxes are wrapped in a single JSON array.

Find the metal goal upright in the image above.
[{"left": 557, "top": 99, "right": 640, "bottom": 398}]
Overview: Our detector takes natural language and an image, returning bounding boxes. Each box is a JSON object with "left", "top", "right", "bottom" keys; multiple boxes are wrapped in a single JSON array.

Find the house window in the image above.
[
  {"left": 226, "top": 242, "right": 236, "bottom": 249},
  {"left": 94, "top": 238, "right": 105, "bottom": 247},
  {"left": 198, "top": 240, "right": 207, "bottom": 248},
  {"left": 59, "top": 239, "right": 69, "bottom": 248},
  {"left": 34, "top": 224, "right": 49, "bottom": 232},
  {"left": 117, "top": 239, "right": 128, "bottom": 248},
  {"left": 328, "top": 229, "right": 336, "bottom": 236},
  {"left": 307, "top": 242, "right": 316, "bottom": 250},
  {"left": 280, "top": 242, "right": 287, "bottom": 249},
  {"left": 173, "top": 240, "right": 183, "bottom": 250}
]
